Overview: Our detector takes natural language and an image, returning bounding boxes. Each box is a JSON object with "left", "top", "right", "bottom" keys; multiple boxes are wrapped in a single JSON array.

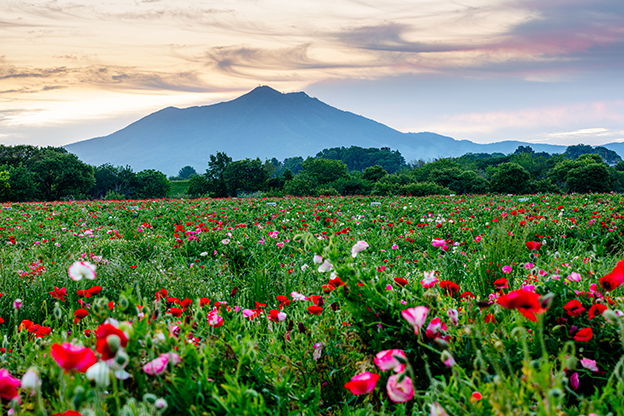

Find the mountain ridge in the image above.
[{"left": 64, "top": 86, "right": 621, "bottom": 175}]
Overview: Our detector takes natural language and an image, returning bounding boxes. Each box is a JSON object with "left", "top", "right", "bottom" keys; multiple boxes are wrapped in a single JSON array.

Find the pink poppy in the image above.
[
  {"left": 143, "top": 352, "right": 182, "bottom": 376},
  {"left": 580, "top": 358, "right": 599, "bottom": 372},
  {"left": 344, "top": 372, "right": 379, "bottom": 395},
  {"left": 0, "top": 369, "right": 20, "bottom": 400},
  {"left": 51, "top": 343, "right": 97, "bottom": 373},
  {"left": 351, "top": 241, "right": 369, "bottom": 258},
  {"left": 401, "top": 306, "right": 428, "bottom": 333},
  {"left": 374, "top": 349, "right": 406, "bottom": 373},
  {"left": 386, "top": 374, "right": 414, "bottom": 402}
]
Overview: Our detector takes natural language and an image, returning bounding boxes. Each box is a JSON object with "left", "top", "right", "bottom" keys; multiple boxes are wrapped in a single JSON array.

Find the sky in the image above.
[{"left": 1, "top": 0, "right": 623, "bottom": 148}]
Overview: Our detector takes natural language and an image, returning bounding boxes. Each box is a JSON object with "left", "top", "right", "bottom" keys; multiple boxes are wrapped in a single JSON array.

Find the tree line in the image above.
[
  {"left": 0, "top": 143, "right": 622, "bottom": 202},
  {"left": 0, "top": 145, "right": 170, "bottom": 202},
  {"left": 186, "top": 144, "right": 624, "bottom": 198}
]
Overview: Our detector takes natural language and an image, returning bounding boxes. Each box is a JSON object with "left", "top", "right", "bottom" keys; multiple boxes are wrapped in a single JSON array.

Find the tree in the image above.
[
  {"left": 566, "top": 163, "right": 611, "bottom": 193},
  {"left": 31, "top": 150, "right": 95, "bottom": 200},
  {"left": 92, "top": 164, "right": 139, "bottom": 199},
  {"left": 222, "top": 158, "right": 268, "bottom": 196},
  {"left": 301, "top": 158, "right": 348, "bottom": 185},
  {"left": 489, "top": 162, "right": 531, "bottom": 194},
  {"left": 187, "top": 175, "right": 211, "bottom": 198},
  {"left": 205, "top": 152, "right": 232, "bottom": 198},
  {"left": 363, "top": 165, "right": 388, "bottom": 182},
  {"left": 135, "top": 169, "right": 171, "bottom": 199},
  {"left": 178, "top": 166, "right": 198, "bottom": 180}
]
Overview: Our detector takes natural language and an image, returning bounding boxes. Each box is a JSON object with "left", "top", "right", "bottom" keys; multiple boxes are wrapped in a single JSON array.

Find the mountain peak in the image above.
[{"left": 246, "top": 85, "right": 283, "bottom": 96}]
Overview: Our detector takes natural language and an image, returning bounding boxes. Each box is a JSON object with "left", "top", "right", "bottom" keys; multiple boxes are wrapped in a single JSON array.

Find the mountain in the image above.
[{"left": 65, "top": 86, "right": 571, "bottom": 175}]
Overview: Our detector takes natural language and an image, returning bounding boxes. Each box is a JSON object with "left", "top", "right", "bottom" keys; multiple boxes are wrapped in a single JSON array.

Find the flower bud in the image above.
[
  {"left": 86, "top": 362, "right": 110, "bottom": 387},
  {"left": 53, "top": 304, "right": 63, "bottom": 321},
  {"left": 539, "top": 293, "right": 555, "bottom": 310},
  {"left": 143, "top": 393, "right": 158, "bottom": 404},
  {"left": 21, "top": 368, "right": 41, "bottom": 396},
  {"left": 13, "top": 299, "right": 22, "bottom": 310},
  {"left": 118, "top": 295, "right": 129, "bottom": 311},
  {"left": 106, "top": 334, "right": 121, "bottom": 355},
  {"left": 603, "top": 309, "right": 620, "bottom": 324},
  {"left": 155, "top": 398, "right": 168, "bottom": 410}
]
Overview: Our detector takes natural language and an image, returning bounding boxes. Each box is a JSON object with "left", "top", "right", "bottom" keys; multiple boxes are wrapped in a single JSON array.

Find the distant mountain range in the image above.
[{"left": 64, "top": 86, "right": 624, "bottom": 176}]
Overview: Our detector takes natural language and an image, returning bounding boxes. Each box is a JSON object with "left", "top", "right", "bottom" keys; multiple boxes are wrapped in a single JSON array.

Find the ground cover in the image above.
[{"left": 0, "top": 194, "right": 622, "bottom": 415}]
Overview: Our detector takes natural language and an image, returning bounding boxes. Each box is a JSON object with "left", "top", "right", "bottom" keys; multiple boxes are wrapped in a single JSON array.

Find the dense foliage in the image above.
[{"left": 0, "top": 194, "right": 622, "bottom": 415}]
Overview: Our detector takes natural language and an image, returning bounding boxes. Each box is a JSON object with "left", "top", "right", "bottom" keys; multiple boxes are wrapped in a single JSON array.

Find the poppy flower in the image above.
[
  {"left": 588, "top": 304, "right": 608, "bottom": 320},
  {"left": 74, "top": 309, "right": 89, "bottom": 324},
  {"left": 351, "top": 241, "right": 369, "bottom": 258},
  {"left": 95, "top": 324, "right": 128, "bottom": 360},
  {"left": 19, "top": 320, "right": 34, "bottom": 331},
  {"left": 525, "top": 241, "right": 541, "bottom": 251},
  {"left": 599, "top": 260, "right": 624, "bottom": 292},
  {"left": 386, "top": 373, "right": 414, "bottom": 403},
  {"left": 394, "top": 277, "right": 408, "bottom": 287},
  {"left": 0, "top": 369, "right": 21, "bottom": 400},
  {"left": 87, "top": 286, "right": 102, "bottom": 295},
  {"left": 143, "top": 352, "right": 182, "bottom": 376},
  {"left": 308, "top": 305, "right": 323, "bottom": 315},
  {"left": 328, "top": 277, "right": 345, "bottom": 288},
  {"left": 67, "top": 261, "right": 96, "bottom": 282},
  {"left": 344, "top": 372, "right": 379, "bottom": 395},
  {"left": 493, "top": 278, "right": 508, "bottom": 289},
  {"left": 208, "top": 313, "right": 224, "bottom": 327},
  {"left": 460, "top": 291, "right": 475, "bottom": 299},
  {"left": 574, "top": 327, "right": 593, "bottom": 342},
  {"left": 401, "top": 306, "right": 428, "bottom": 333},
  {"left": 49, "top": 286, "right": 67, "bottom": 302},
  {"left": 268, "top": 309, "right": 287, "bottom": 322},
  {"left": 199, "top": 298, "right": 210, "bottom": 307},
  {"left": 51, "top": 343, "right": 97, "bottom": 373},
  {"left": 374, "top": 349, "right": 406, "bottom": 373},
  {"left": 169, "top": 307, "right": 183, "bottom": 317},
  {"left": 439, "top": 280, "right": 459, "bottom": 296},
  {"left": 563, "top": 300, "right": 585, "bottom": 317},
  {"left": 496, "top": 289, "right": 545, "bottom": 322},
  {"left": 484, "top": 314, "right": 496, "bottom": 323},
  {"left": 28, "top": 324, "right": 51, "bottom": 338}
]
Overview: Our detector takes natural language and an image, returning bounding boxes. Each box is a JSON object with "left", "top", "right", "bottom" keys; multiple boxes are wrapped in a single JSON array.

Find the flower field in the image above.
[{"left": 0, "top": 194, "right": 623, "bottom": 415}]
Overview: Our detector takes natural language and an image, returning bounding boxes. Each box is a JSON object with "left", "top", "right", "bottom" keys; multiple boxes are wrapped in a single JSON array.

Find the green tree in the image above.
[
  {"left": 489, "top": 162, "right": 531, "bottom": 194},
  {"left": 223, "top": 158, "right": 268, "bottom": 196},
  {"left": 31, "top": 150, "right": 95, "bottom": 200},
  {"left": 187, "top": 175, "right": 211, "bottom": 198},
  {"left": 301, "top": 158, "right": 348, "bottom": 185},
  {"left": 363, "top": 165, "right": 388, "bottom": 182},
  {"left": 135, "top": 169, "right": 171, "bottom": 199},
  {"left": 205, "top": 152, "right": 232, "bottom": 198},
  {"left": 178, "top": 166, "right": 198, "bottom": 180},
  {"left": 92, "top": 164, "right": 139, "bottom": 199}
]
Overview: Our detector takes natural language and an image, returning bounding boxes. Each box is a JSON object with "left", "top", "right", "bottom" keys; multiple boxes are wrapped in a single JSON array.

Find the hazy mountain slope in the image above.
[{"left": 66, "top": 86, "right": 578, "bottom": 175}]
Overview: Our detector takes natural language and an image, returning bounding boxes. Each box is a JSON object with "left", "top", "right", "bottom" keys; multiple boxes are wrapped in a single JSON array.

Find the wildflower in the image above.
[
  {"left": 426, "top": 318, "right": 447, "bottom": 339},
  {"left": 49, "top": 286, "right": 68, "bottom": 302},
  {"left": 421, "top": 271, "right": 438, "bottom": 288},
  {"left": 13, "top": 299, "right": 22, "bottom": 310},
  {"left": 502, "top": 265, "right": 512, "bottom": 274},
  {"left": 439, "top": 280, "right": 459, "bottom": 296},
  {"left": 447, "top": 309, "right": 458, "bottom": 326},
  {"left": 525, "top": 241, "right": 541, "bottom": 251},
  {"left": 588, "top": 303, "right": 608, "bottom": 320},
  {"left": 401, "top": 306, "right": 428, "bottom": 333},
  {"left": 318, "top": 260, "right": 333, "bottom": 273},
  {"left": 493, "top": 278, "right": 508, "bottom": 289},
  {"left": 268, "top": 309, "right": 287, "bottom": 322},
  {"left": 471, "top": 391, "right": 482, "bottom": 402},
  {"left": 568, "top": 272, "right": 582, "bottom": 282},
  {"left": 0, "top": 369, "right": 20, "bottom": 400},
  {"left": 580, "top": 358, "right": 598, "bottom": 372},
  {"left": 95, "top": 324, "right": 128, "bottom": 360},
  {"left": 143, "top": 352, "right": 182, "bottom": 376},
  {"left": 394, "top": 277, "right": 408, "bottom": 287},
  {"left": 307, "top": 305, "right": 323, "bottom": 315},
  {"left": 73, "top": 309, "right": 89, "bottom": 324},
  {"left": 344, "top": 372, "right": 379, "bottom": 395},
  {"left": 374, "top": 349, "right": 406, "bottom": 373},
  {"left": 599, "top": 260, "right": 624, "bottom": 291},
  {"left": 574, "top": 328, "right": 593, "bottom": 342},
  {"left": 208, "top": 313, "right": 224, "bottom": 327},
  {"left": 431, "top": 238, "right": 445, "bottom": 247},
  {"left": 351, "top": 241, "right": 369, "bottom": 258},
  {"left": 563, "top": 300, "right": 585, "bottom": 317},
  {"left": 570, "top": 372, "right": 579, "bottom": 390},
  {"left": 86, "top": 362, "right": 110, "bottom": 387},
  {"left": 496, "top": 289, "right": 545, "bottom": 322},
  {"left": 68, "top": 261, "right": 97, "bottom": 281},
  {"left": 51, "top": 343, "right": 97, "bottom": 373},
  {"left": 430, "top": 402, "right": 450, "bottom": 416},
  {"left": 386, "top": 373, "right": 414, "bottom": 402},
  {"left": 21, "top": 368, "right": 41, "bottom": 396}
]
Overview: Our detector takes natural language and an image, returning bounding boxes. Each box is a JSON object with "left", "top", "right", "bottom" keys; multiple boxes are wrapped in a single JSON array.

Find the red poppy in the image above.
[
  {"left": 87, "top": 286, "right": 102, "bottom": 295},
  {"left": 51, "top": 411, "right": 86, "bottom": 416},
  {"left": 76, "top": 290, "right": 91, "bottom": 298},
  {"left": 328, "top": 276, "right": 345, "bottom": 288},
  {"left": 496, "top": 289, "right": 544, "bottom": 322},
  {"left": 460, "top": 291, "right": 475, "bottom": 299},
  {"left": 573, "top": 327, "right": 593, "bottom": 342},
  {"left": 493, "top": 278, "right": 508, "bottom": 289},
  {"left": 28, "top": 324, "right": 52, "bottom": 338},
  {"left": 588, "top": 303, "right": 608, "bottom": 320},
  {"left": 169, "top": 307, "right": 183, "bottom": 317},
  {"left": 307, "top": 305, "right": 323, "bottom": 315},
  {"left": 599, "top": 260, "right": 624, "bottom": 292},
  {"left": 199, "top": 298, "right": 210, "bottom": 307},
  {"left": 394, "top": 277, "right": 409, "bottom": 287},
  {"left": 95, "top": 323, "right": 128, "bottom": 360},
  {"left": 19, "top": 320, "right": 34, "bottom": 331},
  {"left": 155, "top": 288, "right": 168, "bottom": 301},
  {"left": 439, "top": 280, "right": 459, "bottom": 296},
  {"left": 310, "top": 295, "right": 324, "bottom": 306},
  {"left": 49, "top": 286, "right": 67, "bottom": 302},
  {"left": 563, "top": 300, "right": 585, "bottom": 317},
  {"left": 73, "top": 309, "right": 89, "bottom": 324},
  {"left": 179, "top": 298, "right": 192, "bottom": 311},
  {"left": 484, "top": 314, "right": 496, "bottom": 323},
  {"left": 51, "top": 343, "right": 97, "bottom": 373},
  {"left": 525, "top": 241, "right": 541, "bottom": 251}
]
